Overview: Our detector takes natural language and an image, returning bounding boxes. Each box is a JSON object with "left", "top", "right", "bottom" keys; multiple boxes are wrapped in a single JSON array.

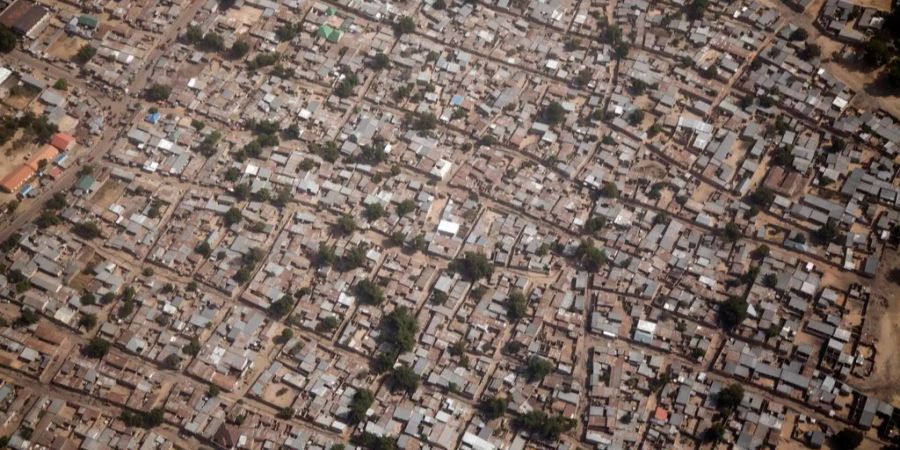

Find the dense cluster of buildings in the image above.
[{"left": 0, "top": 0, "right": 898, "bottom": 448}]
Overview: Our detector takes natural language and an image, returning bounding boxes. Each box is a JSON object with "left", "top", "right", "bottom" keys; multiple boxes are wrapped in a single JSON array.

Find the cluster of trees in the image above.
[
  {"left": 352, "top": 432, "right": 398, "bottom": 450},
  {"left": 233, "top": 247, "right": 265, "bottom": 284},
  {"left": 195, "top": 130, "right": 222, "bottom": 157},
  {"left": 120, "top": 408, "right": 165, "bottom": 428},
  {"left": 386, "top": 363, "right": 419, "bottom": 393},
  {"left": 248, "top": 52, "right": 280, "bottom": 70},
  {"left": 72, "top": 221, "right": 102, "bottom": 240},
  {"left": 861, "top": 10, "right": 900, "bottom": 88},
  {"left": 599, "top": 23, "right": 628, "bottom": 59},
  {"left": 524, "top": 356, "right": 555, "bottom": 382},
  {"left": 184, "top": 25, "right": 250, "bottom": 60},
  {"left": 514, "top": 411, "right": 576, "bottom": 441},
  {"left": 577, "top": 238, "right": 608, "bottom": 272},
  {"left": 0, "top": 112, "right": 59, "bottom": 147},
  {"left": 450, "top": 251, "right": 493, "bottom": 281},
  {"left": 233, "top": 119, "right": 281, "bottom": 161}
]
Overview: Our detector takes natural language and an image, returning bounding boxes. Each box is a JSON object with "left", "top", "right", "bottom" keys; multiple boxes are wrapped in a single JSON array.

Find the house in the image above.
[
  {"left": 50, "top": 133, "right": 76, "bottom": 151},
  {"left": 26, "top": 145, "right": 59, "bottom": 171},
  {"left": 0, "top": 0, "right": 50, "bottom": 38},
  {"left": 0, "top": 165, "right": 35, "bottom": 193}
]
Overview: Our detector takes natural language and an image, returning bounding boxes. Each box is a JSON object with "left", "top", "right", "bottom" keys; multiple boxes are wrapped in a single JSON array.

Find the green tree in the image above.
[
  {"left": 72, "top": 221, "right": 102, "bottom": 239},
  {"left": 514, "top": 411, "right": 575, "bottom": 441},
  {"left": 396, "top": 199, "right": 416, "bottom": 216},
  {"left": 479, "top": 396, "right": 507, "bottom": 420},
  {"left": 789, "top": 27, "right": 808, "bottom": 41},
  {"left": 277, "top": 328, "right": 294, "bottom": 343},
  {"left": 229, "top": 40, "right": 250, "bottom": 59},
  {"left": 578, "top": 240, "right": 608, "bottom": 272},
  {"left": 750, "top": 244, "right": 770, "bottom": 260},
  {"left": 201, "top": 32, "right": 225, "bottom": 51},
  {"left": 716, "top": 383, "right": 744, "bottom": 412},
  {"left": 507, "top": 291, "right": 528, "bottom": 320},
  {"left": 718, "top": 296, "right": 748, "bottom": 330},
  {"left": 275, "top": 22, "right": 299, "bottom": 42},
  {"left": 317, "top": 316, "right": 340, "bottom": 332},
  {"left": 354, "top": 279, "right": 385, "bottom": 305},
  {"left": 451, "top": 252, "right": 493, "bottom": 281},
  {"left": 370, "top": 52, "right": 390, "bottom": 70},
  {"left": 864, "top": 37, "right": 890, "bottom": 66},
  {"left": 82, "top": 337, "right": 110, "bottom": 358},
  {"left": 525, "top": 356, "right": 555, "bottom": 382},
  {"left": 145, "top": 83, "right": 172, "bottom": 102},
  {"left": 887, "top": 59, "right": 900, "bottom": 88},
  {"left": 627, "top": 109, "right": 644, "bottom": 125},
  {"left": 394, "top": 16, "right": 416, "bottom": 35},
  {"left": 379, "top": 307, "right": 418, "bottom": 352},
  {"left": 685, "top": 0, "right": 709, "bottom": 20},
  {"left": 78, "top": 313, "right": 97, "bottom": 330},
  {"left": 182, "top": 337, "right": 201, "bottom": 356},
  {"left": 0, "top": 25, "right": 17, "bottom": 53},
  {"left": 748, "top": 187, "right": 775, "bottom": 209},
  {"left": 831, "top": 428, "right": 863, "bottom": 450},
  {"left": 335, "top": 214, "right": 357, "bottom": 235},
  {"left": 389, "top": 364, "right": 419, "bottom": 393},
  {"left": 798, "top": 43, "right": 821, "bottom": 61},
  {"left": 542, "top": 101, "right": 566, "bottom": 125},
  {"left": 348, "top": 389, "right": 374, "bottom": 423},
  {"left": 813, "top": 219, "right": 840, "bottom": 245},
  {"left": 365, "top": 203, "right": 385, "bottom": 221},
  {"left": 223, "top": 207, "right": 242, "bottom": 226},
  {"left": 184, "top": 25, "right": 203, "bottom": 43},
  {"left": 269, "top": 295, "right": 294, "bottom": 318},
  {"left": 599, "top": 181, "right": 619, "bottom": 198},
  {"left": 74, "top": 44, "right": 97, "bottom": 64}
]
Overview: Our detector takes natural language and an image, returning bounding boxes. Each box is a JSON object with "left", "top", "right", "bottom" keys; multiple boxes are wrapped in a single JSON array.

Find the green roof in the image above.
[
  {"left": 78, "top": 15, "right": 99, "bottom": 29},
  {"left": 317, "top": 24, "right": 342, "bottom": 43},
  {"left": 75, "top": 175, "right": 95, "bottom": 191}
]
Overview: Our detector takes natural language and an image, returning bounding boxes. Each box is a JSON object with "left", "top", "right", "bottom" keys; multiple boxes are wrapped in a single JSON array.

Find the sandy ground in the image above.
[
  {"left": 815, "top": 36, "right": 900, "bottom": 119},
  {"left": 844, "top": 0, "right": 892, "bottom": 10},
  {"left": 857, "top": 248, "right": 900, "bottom": 404},
  {"left": 46, "top": 34, "right": 87, "bottom": 62}
]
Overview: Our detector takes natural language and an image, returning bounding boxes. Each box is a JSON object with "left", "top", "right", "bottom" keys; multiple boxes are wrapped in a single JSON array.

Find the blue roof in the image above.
[
  {"left": 450, "top": 95, "right": 463, "bottom": 106},
  {"left": 145, "top": 111, "right": 161, "bottom": 124},
  {"left": 18, "top": 184, "right": 33, "bottom": 196}
]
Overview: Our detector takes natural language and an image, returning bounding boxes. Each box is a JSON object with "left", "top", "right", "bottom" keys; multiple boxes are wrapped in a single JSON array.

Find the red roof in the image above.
[
  {"left": 45, "top": 166, "right": 63, "bottom": 179},
  {"left": 654, "top": 407, "right": 668, "bottom": 422},
  {"left": 0, "top": 164, "right": 35, "bottom": 193},
  {"left": 50, "top": 132, "right": 75, "bottom": 151},
  {"left": 26, "top": 145, "right": 59, "bottom": 170}
]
